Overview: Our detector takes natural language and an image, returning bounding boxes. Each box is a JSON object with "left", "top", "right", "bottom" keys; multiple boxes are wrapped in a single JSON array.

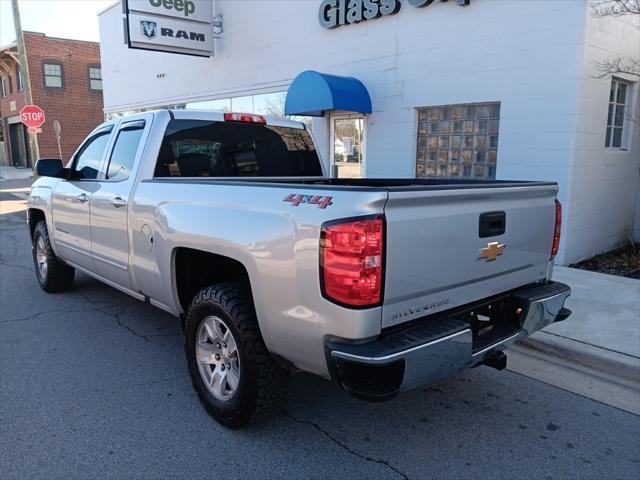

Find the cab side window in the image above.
[
  {"left": 105, "top": 121, "right": 145, "bottom": 181},
  {"left": 72, "top": 130, "right": 111, "bottom": 180}
]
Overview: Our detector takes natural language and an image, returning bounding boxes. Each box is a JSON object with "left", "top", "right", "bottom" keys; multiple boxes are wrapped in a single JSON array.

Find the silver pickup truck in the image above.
[{"left": 28, "top": 110, "right": 571, "bottom": 428}]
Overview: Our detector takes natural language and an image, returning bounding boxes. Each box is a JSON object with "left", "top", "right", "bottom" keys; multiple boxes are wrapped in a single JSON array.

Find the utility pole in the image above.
[{"left": 11, "top": 0, "right": 40, "bottom": 172}]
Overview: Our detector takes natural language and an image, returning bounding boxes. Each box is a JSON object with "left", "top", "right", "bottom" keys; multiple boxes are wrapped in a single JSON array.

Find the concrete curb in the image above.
[
  {"left": 0, "top": 167, "right": 34, "bottom": 181},
  {"left": 0, "top": 176, "right": 34, "bottom": 181},
  {"left": 516, "top": 333, "right": 640, "bottom": 384}
]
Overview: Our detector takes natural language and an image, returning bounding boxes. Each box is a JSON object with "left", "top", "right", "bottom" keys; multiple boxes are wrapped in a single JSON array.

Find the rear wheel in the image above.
[
  {"left": 184, "top": 282, "right": 288, "bottom": 429},
  {"left": 32, "top": 221, "right": 75, "bottom": 293}
]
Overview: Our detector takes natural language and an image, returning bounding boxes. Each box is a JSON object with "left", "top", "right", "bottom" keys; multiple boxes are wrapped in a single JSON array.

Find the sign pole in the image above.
[
  {"left": 53, "top": 120, "right": 63, "bottom": 161},
  {"left": 10, "top": 0, "right": 40, "bottom": 173}
]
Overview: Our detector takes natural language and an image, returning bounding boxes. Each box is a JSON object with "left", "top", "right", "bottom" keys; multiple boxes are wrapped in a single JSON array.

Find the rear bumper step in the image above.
[{"left": 327, "top": 281, "right": 571, "bottom": 401}]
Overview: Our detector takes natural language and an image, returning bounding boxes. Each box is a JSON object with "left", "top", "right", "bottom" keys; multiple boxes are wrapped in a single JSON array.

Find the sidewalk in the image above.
[
  {"left": 518, "top": 266, "right": 640, "bottom": 381},
  {"left": 0, "top": 166, "right": 34, "bottom": 181},
  {"left": 545, "top": 267, "right": 638, "bottom": 355},
  {"left": 510, "top": 266, "right": 639, "bottom": 414}
]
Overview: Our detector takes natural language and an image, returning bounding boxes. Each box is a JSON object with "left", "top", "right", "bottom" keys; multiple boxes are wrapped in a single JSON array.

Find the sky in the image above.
[{"left": 0, "top": 0, "right": 116, "bottom": 47}]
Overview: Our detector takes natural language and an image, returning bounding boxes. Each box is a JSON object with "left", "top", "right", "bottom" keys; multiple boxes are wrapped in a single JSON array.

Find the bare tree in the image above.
[
  {"left": 263, "top": 92, "right": 313, "bottom": 130},
  {"left": 591, "top": 1, "right": 640, "bottom": 78},
  {"left": 594, "top": 57, "right": 640, "bottom": 78},
  {"left": 263, "top": 92, "right": 287, "bottom": 118},
  {"left": 591, "top": 0, "right": 640, "bottom": 17}
]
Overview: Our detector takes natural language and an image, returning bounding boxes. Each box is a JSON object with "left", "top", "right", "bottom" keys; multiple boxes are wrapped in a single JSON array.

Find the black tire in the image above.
[
  {"left": 185, "top": 282, "right": 288, "bottom": 429},
  {"left": 32, "top": 220, "right": 75, "bottom": 293}
]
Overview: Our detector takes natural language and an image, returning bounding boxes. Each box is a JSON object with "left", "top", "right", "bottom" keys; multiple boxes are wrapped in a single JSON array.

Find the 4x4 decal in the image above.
[{"left": 284, "top": 194, "right": 334, "bottom": 209}]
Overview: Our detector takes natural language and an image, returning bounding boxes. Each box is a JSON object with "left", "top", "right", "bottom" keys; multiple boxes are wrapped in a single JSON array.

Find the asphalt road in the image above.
[{"left": 1, "top": 178, "right": 639, "bottom": 480}]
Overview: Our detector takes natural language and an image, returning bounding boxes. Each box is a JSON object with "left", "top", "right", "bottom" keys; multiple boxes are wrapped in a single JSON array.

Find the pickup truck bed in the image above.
[{"left": 146, "top": 175, "right": 558, "bottom": 329}]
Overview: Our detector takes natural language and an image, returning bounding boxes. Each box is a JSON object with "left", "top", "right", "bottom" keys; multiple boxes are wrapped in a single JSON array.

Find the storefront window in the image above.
[
  {"left": 230, "top": 95, "right": 254, "bottom": 113},
  {"left": 186, "top": 98, "right": 231, "bottom": 112},
  {"left": 106, "top": 92, "right": 311, "bottom": 129},
  {"left": 186, "top": 92, "right": 286, "bottom": 117},
  {"left": 185, "top": 92, "right": 310, "bottom": 128},
  {"left": 253, "top": 92, "right": 287, "bottom": 117},
  {"left": 416, "top": 102, "right": 500, "bottom": 180}
]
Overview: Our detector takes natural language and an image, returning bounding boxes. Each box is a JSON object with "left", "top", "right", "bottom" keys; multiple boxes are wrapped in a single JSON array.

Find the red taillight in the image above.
[
  {"left": 320, "top": 217, "right": 384, "bottom": 308},
  {"left": 224, "top": 112, "right": 266, "bottom": 124},
  {"left": 551, "top": 199, "right": 562, "bottom": 259}
]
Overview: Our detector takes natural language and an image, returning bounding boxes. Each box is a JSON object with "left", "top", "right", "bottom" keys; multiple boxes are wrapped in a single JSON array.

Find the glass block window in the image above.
[
  {"left": 605, "top": 79, "right": 628, "bottom": 149},
  {"left": 89, "top": 67, "right": 102, "bottom": 91},
  {"left": 416, "top": 102, "right": 500, "bottom": 180},
  {"left": 43, "top": 63, "right": 63, "bottom": 88}
]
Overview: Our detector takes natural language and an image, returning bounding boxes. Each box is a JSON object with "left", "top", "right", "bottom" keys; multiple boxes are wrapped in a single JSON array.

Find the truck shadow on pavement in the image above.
[{"left": 2, "top": 209, "right": 639, "bottom": 480}]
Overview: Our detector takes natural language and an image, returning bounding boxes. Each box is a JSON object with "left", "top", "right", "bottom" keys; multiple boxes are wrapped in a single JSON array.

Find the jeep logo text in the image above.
[{"left": 149, "top": 0, "right": 196, "bottom": 17}]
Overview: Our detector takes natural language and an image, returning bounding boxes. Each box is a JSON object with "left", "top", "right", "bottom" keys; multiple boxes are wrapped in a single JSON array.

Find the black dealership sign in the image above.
[{"left": 319, "top": 0, "right": 471, "bottom": 29}]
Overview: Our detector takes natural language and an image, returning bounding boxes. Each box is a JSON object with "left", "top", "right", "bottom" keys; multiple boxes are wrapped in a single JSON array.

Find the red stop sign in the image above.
[{"left": 20, "top": 105, "right": 46, "bottom": 129}]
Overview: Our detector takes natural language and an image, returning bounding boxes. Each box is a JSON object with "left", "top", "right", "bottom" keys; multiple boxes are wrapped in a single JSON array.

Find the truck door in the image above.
[
  {"left": 89, "top": 118, "right": 149, "bottom": 290},
  {"left": 51, "top": 127, "right": 112, "bottom": 270}
]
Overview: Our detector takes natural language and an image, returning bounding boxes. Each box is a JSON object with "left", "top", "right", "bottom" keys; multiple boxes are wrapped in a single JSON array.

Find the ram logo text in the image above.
[{"left": 140, "top": 20, "right": 205, "bottom": 42}]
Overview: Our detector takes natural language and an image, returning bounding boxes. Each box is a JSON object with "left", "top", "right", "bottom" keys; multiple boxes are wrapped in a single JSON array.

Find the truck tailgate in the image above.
[{"left": 382, "top": 184, "right": 558, "bottom": 328}]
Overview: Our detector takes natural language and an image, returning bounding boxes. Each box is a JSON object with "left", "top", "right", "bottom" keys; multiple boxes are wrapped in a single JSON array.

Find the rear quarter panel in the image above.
[{"left": 130, "top": 181, "right": 387, "bottom": 377}]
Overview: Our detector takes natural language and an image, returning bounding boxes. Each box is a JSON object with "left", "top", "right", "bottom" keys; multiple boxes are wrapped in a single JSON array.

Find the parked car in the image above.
[{"left": 28, "top": 110, "right": 571, "bottom": 428}]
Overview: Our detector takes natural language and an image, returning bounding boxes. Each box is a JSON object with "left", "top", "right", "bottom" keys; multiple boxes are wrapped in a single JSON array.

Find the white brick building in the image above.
[{"left": 98, "top": 0, "right": 639, "bottom": 265}]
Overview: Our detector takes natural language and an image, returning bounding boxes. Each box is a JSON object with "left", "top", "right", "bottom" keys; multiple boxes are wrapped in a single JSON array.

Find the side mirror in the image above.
[{"left": 35, "top": 158, "right": 67, "bottom": 179}]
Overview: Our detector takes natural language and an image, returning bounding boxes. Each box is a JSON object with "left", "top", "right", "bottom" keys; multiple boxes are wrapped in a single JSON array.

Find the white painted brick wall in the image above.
[
  {"left": 99, "top": 0, "right": 639, "bottom": 264},
  {"left": 565, "top": 6, "right": 640, "bottom": 263}
]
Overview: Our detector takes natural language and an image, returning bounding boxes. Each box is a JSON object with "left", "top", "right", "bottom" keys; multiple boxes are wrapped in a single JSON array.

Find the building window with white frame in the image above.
[
  {"left": 0, "top": 76, "right": 6, "bottom": 97},
  {"left": 606, "top": 78, "right": 629, "bottom": 149},
  {"left": 43, "top": 62, "right": 63, "bottom": 88},
  {"left": 416, "top": 102, "right": 501, "bottom": 180},
  {"left": 89, "top": 66, "right": 102, "bottom": 91},
  {"left": 16, "top": 67, "right": 24, "bottom": 91}
]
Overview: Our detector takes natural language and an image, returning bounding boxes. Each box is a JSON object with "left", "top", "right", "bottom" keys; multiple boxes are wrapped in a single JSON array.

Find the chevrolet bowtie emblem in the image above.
[{"left": 479, "top": 242, "right": 506, "bottom": 261}]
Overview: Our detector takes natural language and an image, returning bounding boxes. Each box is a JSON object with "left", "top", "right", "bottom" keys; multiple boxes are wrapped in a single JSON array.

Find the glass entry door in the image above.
[{"left": 331, "top": 115, "right": 364, "bottom": 178}]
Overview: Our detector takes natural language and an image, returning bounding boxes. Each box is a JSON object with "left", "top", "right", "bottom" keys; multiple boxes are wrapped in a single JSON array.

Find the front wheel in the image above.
[
  {"left": 32, "top": 221, "right": 75, "bottom": 293},
  {"left": 184, "top": 282, "right": 288, "bottom": 429}
]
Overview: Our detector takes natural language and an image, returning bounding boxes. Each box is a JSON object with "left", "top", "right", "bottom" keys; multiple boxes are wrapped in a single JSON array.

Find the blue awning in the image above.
[{"left": 284, "top": 71, "right": 372, "bottom": 117}]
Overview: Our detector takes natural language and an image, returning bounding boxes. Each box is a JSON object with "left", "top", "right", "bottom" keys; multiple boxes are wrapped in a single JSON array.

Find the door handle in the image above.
[
  {"left": 77, "top": 193, "right": 89, "bottom": 203},
  {"left": 110, "top": 196, "right": 127, "bottom": 208}
]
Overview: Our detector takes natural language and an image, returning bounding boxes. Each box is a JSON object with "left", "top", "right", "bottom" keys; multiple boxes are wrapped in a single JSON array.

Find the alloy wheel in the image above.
[
  {"left": 36, "top": 236, "right": 48, "bottom": 279},
  {"left": 195, "top": 315, "right": 241, "bottom": 401}
]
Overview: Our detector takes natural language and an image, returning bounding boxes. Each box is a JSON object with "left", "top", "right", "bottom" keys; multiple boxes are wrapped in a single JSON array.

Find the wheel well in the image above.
[
  {"left": 174, "top": 248, "right": 250, "bottom": 313},
  {"left": 28, "top": 209, "right": 46, "bottom": 240}
]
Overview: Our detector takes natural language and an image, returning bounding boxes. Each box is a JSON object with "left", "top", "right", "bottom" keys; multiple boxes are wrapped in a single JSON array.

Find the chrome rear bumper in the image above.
[{"left": 326, "top": 281, "right": 571, "bottom": 401}]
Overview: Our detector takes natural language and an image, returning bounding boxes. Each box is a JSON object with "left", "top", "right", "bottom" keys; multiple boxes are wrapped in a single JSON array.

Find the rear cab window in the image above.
[{"left": 154, "top": 120, "right": 322, "bottom": 178}]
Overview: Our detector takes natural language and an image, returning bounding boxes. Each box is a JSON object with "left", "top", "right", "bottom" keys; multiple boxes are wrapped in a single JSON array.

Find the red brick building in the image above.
[{"left": 0, "top": 32, "right": 104, "bottom": 167}]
